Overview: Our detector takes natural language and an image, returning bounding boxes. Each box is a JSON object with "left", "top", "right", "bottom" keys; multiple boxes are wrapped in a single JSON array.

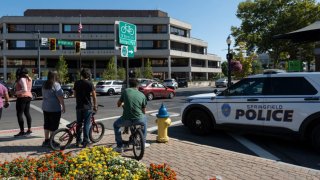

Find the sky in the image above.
[{"left": 0, "top": 0, "right": 244, "bottom": 61}]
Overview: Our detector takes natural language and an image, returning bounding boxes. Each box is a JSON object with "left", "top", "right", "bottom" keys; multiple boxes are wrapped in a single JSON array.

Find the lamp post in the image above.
[{"left": 226, "top": 35, "right": 232, "bottom": 88}]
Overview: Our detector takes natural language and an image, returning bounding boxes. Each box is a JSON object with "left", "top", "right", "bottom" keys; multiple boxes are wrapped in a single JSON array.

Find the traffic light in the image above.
[
  {"left": 75, "top": 41, "right": 80, "bottom": 53},
  {"left": 49, "top": 38, "right": 56, "bottom": 51}
]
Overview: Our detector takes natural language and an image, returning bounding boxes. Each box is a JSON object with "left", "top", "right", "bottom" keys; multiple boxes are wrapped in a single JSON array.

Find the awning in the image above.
[{"left": 273, "top": 21, "right": 320, "bottom": 42}]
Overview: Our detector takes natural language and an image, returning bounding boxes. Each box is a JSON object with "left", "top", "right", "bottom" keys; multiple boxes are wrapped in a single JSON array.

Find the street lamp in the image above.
[{"left": 226, "top": 35, "right": 232, "bottom": 88}]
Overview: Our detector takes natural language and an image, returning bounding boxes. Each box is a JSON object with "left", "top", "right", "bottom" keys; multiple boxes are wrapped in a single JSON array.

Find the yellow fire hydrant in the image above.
[{"left": 156, "top": 103, "right": 171, "bottom": 143}]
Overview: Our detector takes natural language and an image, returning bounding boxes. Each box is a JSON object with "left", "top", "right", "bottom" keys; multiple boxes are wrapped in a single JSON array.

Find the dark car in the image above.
[
  {"left": 31, "top": 79, "right": 73, "bottom": 100},
  {"left": 138, "top": 82, "right": 175, "bottom": 101},
  {"left": 0, "top": 81, "right": 14, "bottom": 97},
  {"left": 177, "top": 78, "right": 188, "bottom": 88}
]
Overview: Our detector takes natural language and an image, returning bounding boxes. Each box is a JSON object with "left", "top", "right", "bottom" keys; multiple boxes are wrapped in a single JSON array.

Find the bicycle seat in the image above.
[{"left": 66, "top": 121, "right": 77, "bottom": 128}]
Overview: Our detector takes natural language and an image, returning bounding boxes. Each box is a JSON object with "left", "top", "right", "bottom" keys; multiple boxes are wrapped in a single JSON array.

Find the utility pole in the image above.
[{"left": 37, "top": 30, "right": 41, "bottom": 79}]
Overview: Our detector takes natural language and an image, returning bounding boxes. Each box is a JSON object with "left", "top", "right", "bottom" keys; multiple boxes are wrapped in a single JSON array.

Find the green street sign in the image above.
[
  {"left": 119, "top": 21, "right": 136, "bottom": 46},
  {"left": 128, "top": 46, "right": 134, "bottom": 58},
  {"left": 288, "top": 60, "right": 302, "bottom": 72},
  {"left": 121, "top": 45, "right": 128, "bottom": 57},
  {"left": 58, "top": 40, "right": 74, "bottom": 46}
]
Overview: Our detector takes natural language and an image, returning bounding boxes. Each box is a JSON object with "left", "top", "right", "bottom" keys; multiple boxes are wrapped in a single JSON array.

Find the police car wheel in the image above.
[
  {"left": 311, "top": 124, "right": 320, "bottom": 152},
  {"left": 186, "top": 109, "right": 211, "bottom": 135},
  {"left": 147, "top": 93, "right": 154, "bottom": 101}
]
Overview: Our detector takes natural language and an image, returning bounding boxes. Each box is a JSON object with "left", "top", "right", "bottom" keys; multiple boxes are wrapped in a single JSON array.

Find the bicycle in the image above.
[
  {"left": 50, "top": 105, "right": 105, "bottom": 150},
  {"left": 120, "top": 24, "right": 134, "bottom": 35},
  {"left": 122, "top": 124, "right": 145, "bottom": 160}
]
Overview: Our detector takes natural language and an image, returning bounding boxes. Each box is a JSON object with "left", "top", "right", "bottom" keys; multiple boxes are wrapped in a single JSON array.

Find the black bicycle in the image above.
[
  {"left": 122, "top": 124, "right": 145, "bottom": 160},
  {"left": 50, "top": 105, "right": 105, "bottom": 150}
]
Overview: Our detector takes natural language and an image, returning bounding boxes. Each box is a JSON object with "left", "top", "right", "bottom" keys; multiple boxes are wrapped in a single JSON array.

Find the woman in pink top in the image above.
[
  {"left": 14, "top": 67, "right": 33, "bottom": 137},
  {"left": 0, "top": 82, "right": 10, "bottom": 119}
]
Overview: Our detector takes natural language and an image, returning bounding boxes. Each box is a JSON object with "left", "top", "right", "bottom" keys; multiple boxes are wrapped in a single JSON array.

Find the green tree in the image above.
[
  {"left": 221, "top": 61, "right": 228, "bottom": 77},
  {"left": 102, "top": 57, "right": 117, "bottom": 80},
  {"left": 143, "top": 59, "right": 153, "bottom": 79},
  {"left": 231, "top": 0, "right": 320, "bottom": 68},
  {"left": 42, "top": 69, "right": 49, "bottom": 78},
  {"left": 55, "top": 55, "right": 69, "bottom": 84},
  {"left": 252, "top": 59, "right": 263, "bottom": 75},
  {"left": 8, "top": 70, "right": 16, "bottom": 84},
  {"left": 117, "top": 67, "right": 126, "bottom": 80},
  {"left": 134, "top": 68, "right": 142, "bottom": 78}
]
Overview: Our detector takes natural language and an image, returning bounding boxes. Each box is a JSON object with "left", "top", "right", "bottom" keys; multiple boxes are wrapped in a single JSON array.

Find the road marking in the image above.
[
  {"left": 229, "top": 133, "right": 280, "bottom": 161},
  {"left": 30, "top": 104, "right": 70, "bottom": 126}
]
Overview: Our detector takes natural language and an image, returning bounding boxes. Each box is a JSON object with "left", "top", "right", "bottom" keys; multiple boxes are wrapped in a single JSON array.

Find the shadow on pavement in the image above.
[{"left": 0, "top": 136, "right": 42, "bottom": 142}]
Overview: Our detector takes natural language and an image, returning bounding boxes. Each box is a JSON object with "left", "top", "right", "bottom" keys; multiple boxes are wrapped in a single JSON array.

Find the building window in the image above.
[
  {"left": 63, "top": 24, "right": 113, "bottom": 33},
  {"left": 208, "top": 61, "right": 218, "bottom": 68},
  {"left": 148, "top": 58, "right": 168, "bottom": 67},
  {"left": 137, "top": 40, "right": 167, "bottom": 49},
  {"left": 171, "top": 41, "right": 188, "bottom": 52},
  {"left": 192, "top": 59, "right": 206, "bottom": 67},
  {"left": 191, "top": 45, "right": 205, "bottom": 54},
  {"left": 137, "top": 24, "right": 167, "bottom": 33},
  {"left": 7, "top": 24, "right": 59, "bottom": 33},
  {"left": 171, "top": 58, "right": 189, "bottom": 67},
  {"left": 170, "top": 26, "right": 187, "bottom": 37}
]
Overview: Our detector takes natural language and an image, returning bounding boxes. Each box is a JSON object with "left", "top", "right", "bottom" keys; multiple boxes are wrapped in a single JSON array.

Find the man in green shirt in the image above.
[{"left": 113, "top": 79, "right": 148, "bottom": 153}]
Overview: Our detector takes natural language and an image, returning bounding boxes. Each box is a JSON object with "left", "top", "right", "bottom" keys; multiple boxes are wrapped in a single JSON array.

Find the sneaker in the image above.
[
  {"left": 76, "top": 141, "right": 83, "bottom": 148},
  {"left": 145, "top": 143, "right": 151, "bottom": 148},
  {"left": 42, "top": 140, "right": 50, "bottom": 147},
  {"left": 14, "top": 131, "right": 25, "bottom": 137},
  {"left": 82, "top": 142, "right": 90, "bottom": 148},
  {"left": 113, "top": 146, "right": 123, "bottom": 153},
  {"left": 25, "top": 130, "right": 33, "bottom": 136}
]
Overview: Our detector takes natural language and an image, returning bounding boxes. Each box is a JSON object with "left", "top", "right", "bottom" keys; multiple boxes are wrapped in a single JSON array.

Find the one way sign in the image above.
[{"left": 127, "top": 45, "right": 135, "bottom": 58}]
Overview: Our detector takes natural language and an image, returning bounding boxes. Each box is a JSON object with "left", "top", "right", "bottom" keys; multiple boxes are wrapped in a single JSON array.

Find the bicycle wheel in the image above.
[
  {"left": 132, "top": 128, "right": 145, "bottom": 160},
  {"left": 50, "top": 128, "right": 73, "bottom": 150},
  {"left": 89, "top": 122, "right": 105, "bottom": 143}
]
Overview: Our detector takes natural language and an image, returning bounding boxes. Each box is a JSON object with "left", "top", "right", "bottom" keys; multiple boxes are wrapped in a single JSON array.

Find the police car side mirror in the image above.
[{"left": 213, "top": 89, "right": 218, "bottom": 94}]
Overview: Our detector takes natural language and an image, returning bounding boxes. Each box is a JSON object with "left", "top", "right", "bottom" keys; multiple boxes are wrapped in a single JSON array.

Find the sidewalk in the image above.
[{"left": 0, "top": 128, "right": 319, "bottom": 180}]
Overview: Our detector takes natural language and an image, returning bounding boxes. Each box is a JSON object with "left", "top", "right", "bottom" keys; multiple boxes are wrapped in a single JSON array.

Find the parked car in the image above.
[
  {"left": 215, "top": 78, "right": 228, "bottom": 87},
  {"left": 0, "top": 81, "right": 15, "bottom": 97},
  {"left": 139, "top": 82, "right": 175, "bottom": 101},
  {"left": 177, "top": 78, "right": 188, "bottom": 88},
  {"left": 95, "top": 80, "right": 123, "bottom": 95},
  {"left": 163, "top": 79, "right": 178, "bottom": 89},
  {"left": 31, "top": 79, "right": 73, "bottom": 100}
]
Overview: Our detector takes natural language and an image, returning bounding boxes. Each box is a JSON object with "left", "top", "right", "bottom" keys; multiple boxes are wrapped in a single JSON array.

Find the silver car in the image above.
[
  {"left": 215, "top": 78, "right": 228, "bottom": 88},
  {"left": 95, "top": 80, "right": 123, "bottom": 95}
]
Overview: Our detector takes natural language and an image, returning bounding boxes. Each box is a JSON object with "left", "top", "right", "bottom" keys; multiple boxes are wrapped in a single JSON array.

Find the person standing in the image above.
[
  {"left": 113, "top": 78, "right": 149, "bottom": 153},
  {"left": 73, "top": 68, "right": 97, "bottom": 148},
  {"left": 41, "top": 71, "right": 66, "bottom": 147},
  {"left": 0, "top": 82, "right": 10, "bottom": 120},
  {"left": 14, "top": 67, "right": 33, "bottom": 137}
]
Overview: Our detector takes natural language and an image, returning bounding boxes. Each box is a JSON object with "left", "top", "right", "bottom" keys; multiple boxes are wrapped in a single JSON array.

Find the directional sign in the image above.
[
  {"left": 119, "top": 21, "right": 137, "bottom": 46},
  {"left": 288, "top": 60, "right": 302, "bottom": 72},
  {"left": 58, "top": 40, "right": 74, "bottom": 46},
  {"left": 121, "top": 45, "right": 128, "bottom": 57},
  {"left": 128, "top": 45, "right": 134, "bottom": 58},
  {"left": 41, "top": 38, "right": 48, "bottom": 46}
]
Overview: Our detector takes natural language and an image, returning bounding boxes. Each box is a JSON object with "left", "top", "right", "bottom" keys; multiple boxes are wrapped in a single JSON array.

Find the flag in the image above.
[{"left": 78, "top": 22, "right": 82, "bottom": 33}]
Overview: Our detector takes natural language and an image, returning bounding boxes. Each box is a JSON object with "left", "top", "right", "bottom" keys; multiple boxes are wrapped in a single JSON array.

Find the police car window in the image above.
[
  {"left": 267, "top": 77, "right": 317, "bottom": 95},
  {"left": 227, "top": 78, "right": 264, "bottom": 96}
]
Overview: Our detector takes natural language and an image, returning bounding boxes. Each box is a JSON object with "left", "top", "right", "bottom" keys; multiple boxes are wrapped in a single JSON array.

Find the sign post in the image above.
[{"left": 118, "top": 21, "right": 137, "bottom": 88}]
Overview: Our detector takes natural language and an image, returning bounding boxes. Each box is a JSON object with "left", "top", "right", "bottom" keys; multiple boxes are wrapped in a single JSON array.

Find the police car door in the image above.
[
  {"left": 216, "top": 77, "right": 266, "bottom": 126},
  {"left": 263, "top": 76, "right": 318, "bottom": 131}
]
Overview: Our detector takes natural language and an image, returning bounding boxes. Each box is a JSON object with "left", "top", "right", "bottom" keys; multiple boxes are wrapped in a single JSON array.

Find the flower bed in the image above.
[{"left": 0, "top": 146, "right": 176, "bottom": 180}]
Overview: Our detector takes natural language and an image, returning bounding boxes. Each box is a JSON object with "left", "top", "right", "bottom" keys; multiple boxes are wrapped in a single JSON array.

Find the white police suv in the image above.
[{"left": 181, "top": 71, "right": 320, "bottom": 151}]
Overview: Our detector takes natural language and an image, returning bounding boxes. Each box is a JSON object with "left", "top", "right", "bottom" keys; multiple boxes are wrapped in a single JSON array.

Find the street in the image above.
[{"left": 1, "top": 87, "right": 320, "bottom": 170}]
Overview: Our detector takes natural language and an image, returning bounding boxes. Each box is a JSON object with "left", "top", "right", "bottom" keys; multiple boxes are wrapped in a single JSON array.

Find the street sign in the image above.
[
  {"left": 128, "top": 45, "right": 134, "bottom": 58},
  {"left": 119, "top": 21, "right": 137, "bottom": 46},
  {"left": 288, "top": 60, "right": 302, "bottom": 72},
  {"left": 121, "top": 45, "right": 128, "bottom": 57},
  {"left": 41, "top": 38, "right": 48, "bottom": 46},
  {"left": 58, "top": 40, "right": 74, "bottom": 46},
  {"left": 80, "top": 42, "right": 86, "bottom": 49}
]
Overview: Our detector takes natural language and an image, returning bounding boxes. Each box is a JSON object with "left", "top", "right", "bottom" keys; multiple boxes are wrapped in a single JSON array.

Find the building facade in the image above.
[{"left": 0, "top": 9, "right": 221, "bottom": 81}]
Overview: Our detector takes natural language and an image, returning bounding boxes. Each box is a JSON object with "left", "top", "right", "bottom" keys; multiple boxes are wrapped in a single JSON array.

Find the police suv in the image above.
[{"left": 181, "top": 71, "right": 320, "bottom": 151}]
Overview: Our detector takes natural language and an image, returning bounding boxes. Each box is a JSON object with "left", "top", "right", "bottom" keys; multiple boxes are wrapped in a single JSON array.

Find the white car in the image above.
[
  {"left": 163, "top": 79, "right": 178, "bottom": 89},
  {"left": 95, "top": 80, "right": 123, "bottom": 95},
  {"left": 181, "top": 71, "right": 320, "bottom": 152}
]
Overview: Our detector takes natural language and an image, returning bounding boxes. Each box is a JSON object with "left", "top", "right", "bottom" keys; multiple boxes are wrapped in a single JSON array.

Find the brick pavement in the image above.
[{"left": 0, "top": 128, "right": 320, "bottom": 180}]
